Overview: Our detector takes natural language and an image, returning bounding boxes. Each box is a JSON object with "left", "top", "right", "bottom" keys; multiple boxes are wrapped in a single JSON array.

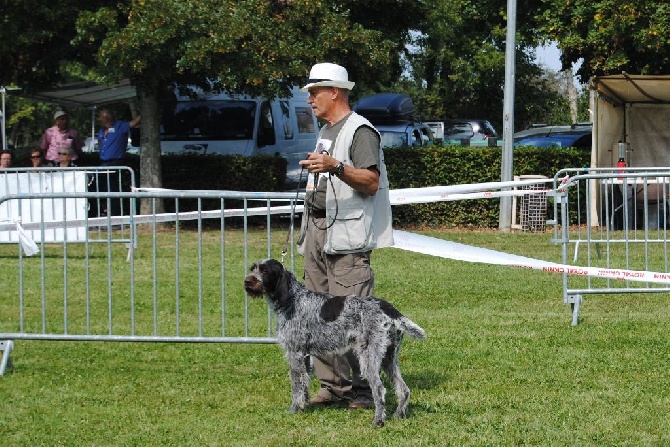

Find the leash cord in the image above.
[
  {"left": 281, "top": 167, "right": 307, "bottom": 265},
  {"left": 281, "top": 167, "right": 339, "bottom": 264}
]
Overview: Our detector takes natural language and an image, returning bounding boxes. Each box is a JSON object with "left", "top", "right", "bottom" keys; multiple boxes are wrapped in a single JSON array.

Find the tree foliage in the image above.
[
  {"left": 398, "top": 0, "right": 568, "bottom": 131},
  {"left": 68, "top": 0, "right": 404, "bottom": 200},
  {"left": 539, "top": 0, "right": 670, "bottom": 82},
  {"left": 4, "top": 0, "right": 654, "bottom": 178},
  {"left": 0, "top": 0, "right": 118, "bottom": 90},
  {"left": 71, "top": 0, "right": 402, "bottom": 99}
]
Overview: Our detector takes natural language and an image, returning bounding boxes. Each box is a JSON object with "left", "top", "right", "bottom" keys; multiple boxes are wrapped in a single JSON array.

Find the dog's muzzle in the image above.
[{"left": 244, "top": 274, "right": 265, "bottom": 297}]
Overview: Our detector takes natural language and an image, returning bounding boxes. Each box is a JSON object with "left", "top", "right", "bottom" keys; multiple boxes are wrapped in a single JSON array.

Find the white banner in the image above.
[{"left": 0, "top": 171, "right": 88, "bottom": 243}]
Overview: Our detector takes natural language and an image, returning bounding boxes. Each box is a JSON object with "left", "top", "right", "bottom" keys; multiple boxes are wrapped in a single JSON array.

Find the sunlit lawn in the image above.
[{"left": 1, "top": 229, "right": 670, "bottom": 446}]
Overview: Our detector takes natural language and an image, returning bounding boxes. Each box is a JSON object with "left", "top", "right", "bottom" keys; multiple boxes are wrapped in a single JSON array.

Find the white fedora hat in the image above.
[{"left": 300, "top": 62, "right": 355, "bottom": 92}]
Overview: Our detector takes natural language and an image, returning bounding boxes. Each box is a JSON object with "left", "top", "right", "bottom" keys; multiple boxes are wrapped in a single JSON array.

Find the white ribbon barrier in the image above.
[
  {"left": 3, "top": 178, "right": 562, "bottom": 257},
  {"left": 15, "top": 176, "right": 670, "bottom": 285},
  {"left": 389, "top": 178, "right": 554, "bottom": 204},
  {"left": 392, "top": 230, "right": 670, "bottom": 285},
  {"left": 7, "top": 219, "right": 40, "bottom": 256},
  {"left": 0, "top": 178, "right": 558, "bottom": 256},
  {"left": 0, "top": 205, "right": 303, "bottom": 234}
]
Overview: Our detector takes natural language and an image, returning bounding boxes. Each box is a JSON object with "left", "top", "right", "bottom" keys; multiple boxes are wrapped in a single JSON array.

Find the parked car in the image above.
[
  {"left": 161, "top": 87, "right": 319, "bottom": 190},
  {"left": 375, "top": 121, "right": 434, "bottom": 148},
  {"left": 513, "top": 123, "right": 592, "bottom": 150},
  {"left": 426, "top": 118, "right": 498, "bottom": 146},
  {"left": 353, "top": 93, "right": 434, "bottom": 149},
  {"left": 445, "top": 119, "right": 498, "bottom": 144}
]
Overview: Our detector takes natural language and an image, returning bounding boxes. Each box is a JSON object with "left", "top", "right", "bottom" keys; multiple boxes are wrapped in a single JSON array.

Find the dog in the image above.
[{"left": 243, "top": 259, "right": 426, "bottom": 427}]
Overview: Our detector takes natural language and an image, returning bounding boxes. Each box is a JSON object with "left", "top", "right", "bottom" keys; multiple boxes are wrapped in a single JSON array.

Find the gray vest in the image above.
[{"left": 322, "top": 112, "right": 394, "bottom": 254}]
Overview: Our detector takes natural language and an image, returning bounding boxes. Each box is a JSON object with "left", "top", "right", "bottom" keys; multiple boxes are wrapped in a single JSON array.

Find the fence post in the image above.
[{"left": 0, "top": 340, "right": 13, "bottom": 375}]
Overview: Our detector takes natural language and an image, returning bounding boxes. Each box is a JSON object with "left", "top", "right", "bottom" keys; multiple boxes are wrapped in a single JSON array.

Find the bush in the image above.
[
  {"left": 384, "top": 145, "right": 590, "bottom": 228},
  {"left": 74, "top": 146, "right": 589, "bottom": 228}
]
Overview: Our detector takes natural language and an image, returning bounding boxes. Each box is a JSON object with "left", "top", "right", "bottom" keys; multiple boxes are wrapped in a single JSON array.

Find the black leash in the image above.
[
  {"left": 281, "top": 166, "right": 338, "bottom": 265},
  {"left": 281, "top": 166, "right": 307, "bottom": 265}
]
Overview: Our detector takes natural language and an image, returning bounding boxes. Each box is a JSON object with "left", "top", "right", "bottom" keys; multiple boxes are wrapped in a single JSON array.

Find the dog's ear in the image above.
[
  {"left": 264, "top": 260, "right": 291, "bottom": 305},
  {"left": 262, "top": 260, "right": 282, "bottom": 292},
  {"left": 274, "top": 269, "right": 291, "bottom": 305}
]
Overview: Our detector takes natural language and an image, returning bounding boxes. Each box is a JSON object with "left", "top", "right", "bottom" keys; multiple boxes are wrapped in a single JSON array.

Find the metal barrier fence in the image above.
[
  {"left": 0, "top": 189, "right": 304, "bottom": 374},
  {"left": 8, "top": 169, "right": 670, "bottom": 371},
  {"left": 0, "top": 166, "right": 137, "bottom": 245},
  {"left": 551, "top": 168, "right": 670, "bottom": 325}
]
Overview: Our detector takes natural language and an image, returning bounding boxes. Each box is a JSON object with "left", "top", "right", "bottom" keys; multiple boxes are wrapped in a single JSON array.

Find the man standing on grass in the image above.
[{"left": 297, "top": 62, "right": 394, "bottom": 410}]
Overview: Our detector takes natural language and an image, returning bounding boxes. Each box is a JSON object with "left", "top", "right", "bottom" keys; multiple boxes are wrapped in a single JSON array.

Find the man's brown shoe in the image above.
[
  {"left": 348, "top": 398, "right": 374, "bottom": 410},
  {"left": 308, "top": 394, "right": 344, "bottom": 407}
]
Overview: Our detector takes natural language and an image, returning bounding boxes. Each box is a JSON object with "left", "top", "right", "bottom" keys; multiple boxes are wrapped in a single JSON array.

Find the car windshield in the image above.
[
  {"left": 161, "top": 100, "right": 257, "bottom": 141},
  {"left": 444, "top": 123, "right": 474, "bottom": 140},
  {"left": 480, "top": 121, "right": 497, "bottom": 137},
  {"left": 515, "top": 134, "right": 590, "bottom": 149},
  {"left": 379, "top": 131, "right": 408, "bottom": 148}
]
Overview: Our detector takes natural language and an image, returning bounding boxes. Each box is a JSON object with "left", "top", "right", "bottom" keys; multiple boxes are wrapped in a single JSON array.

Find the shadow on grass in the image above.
[
  {"left": 299, "top": 396, "right": 441, "bottom": 421},
  {"left": 403, "top": 370, "right": 448, "bottom": 391}
]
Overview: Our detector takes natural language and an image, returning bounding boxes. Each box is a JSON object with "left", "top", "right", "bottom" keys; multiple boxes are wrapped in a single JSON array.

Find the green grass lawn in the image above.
[{"left": 2, "top": 229, "right": 670, "bottom": 446}]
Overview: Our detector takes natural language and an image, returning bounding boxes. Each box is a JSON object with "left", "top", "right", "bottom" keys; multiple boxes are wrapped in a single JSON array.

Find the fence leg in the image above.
[
  {"left": 0, "top": 340, "right": 14, "bottom": 376},
  {"left": 564, "top": 294, "right": 582, "bottom": 326}
]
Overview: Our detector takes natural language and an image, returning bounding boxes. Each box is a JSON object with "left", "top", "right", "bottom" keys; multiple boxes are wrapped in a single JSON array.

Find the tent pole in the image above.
[
  {"left": 1, "top": 86, "right": 6, "bottom": 151},
  {"left": 90, "top": 106, "right": 97, "bottom": 151}
]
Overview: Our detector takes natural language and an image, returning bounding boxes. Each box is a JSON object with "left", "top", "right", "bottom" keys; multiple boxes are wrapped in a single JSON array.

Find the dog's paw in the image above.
[
  {"left": 371, "top": 418, "right": 385, "bottom": 427},
  {"left": 393, "top": 408, "right": 408, "bottom": 419},
  {"left": 287, "top": 405, "right": 303, "bottom": 414}
]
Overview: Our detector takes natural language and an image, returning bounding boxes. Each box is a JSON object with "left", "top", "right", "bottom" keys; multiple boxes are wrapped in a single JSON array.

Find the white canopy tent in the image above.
[
  {"left": 13, "top": 79, "right": 136, "bottom": 108},
  {"left": 1, "top": 79, "right": 136, "bottom": 150},
  {"left": 590, "top": 73, "right": 670, "bottom": 169},
  {"left": 588, "top": 73, "right": 670, "bottom": 227}
]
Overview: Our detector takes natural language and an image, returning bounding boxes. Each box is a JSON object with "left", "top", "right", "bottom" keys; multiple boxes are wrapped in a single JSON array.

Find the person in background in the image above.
[
  {"left": 57, "top": 146, "right": 77, "bottom": 168},
  {"left": 39, "top": 110, "right": 84, "bottom": 166},
  {"left": 97, "top": 108, "right": 141, "bottom": 165},
  {"left": 29, "top": 148, "right": 48, "bottom": 169},
  {"left": 96, "top": 108, "right": 141, "bottom": 215},
  {"left": 297, "top": 62, "right": 394, "bottom": 410},
  {"left": 0, "top": 150, "right": 12, "bottom": 168}
]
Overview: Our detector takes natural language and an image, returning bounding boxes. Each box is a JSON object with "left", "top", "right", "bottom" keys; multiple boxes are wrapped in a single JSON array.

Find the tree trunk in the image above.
[
  {"left": 137, "top": 85, "right": 164, "bottom": 214},
  {"left": 564, "top": 68, "right": 578, "bottom": 124}
]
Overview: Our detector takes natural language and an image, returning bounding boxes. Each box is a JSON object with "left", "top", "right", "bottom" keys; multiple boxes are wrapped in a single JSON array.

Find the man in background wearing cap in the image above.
[
  {"left": 39, "top": 111, "right": 84, "bottom": 166},
  {"left": 297, "top": 62, "right": 394, "bottom": 410}
]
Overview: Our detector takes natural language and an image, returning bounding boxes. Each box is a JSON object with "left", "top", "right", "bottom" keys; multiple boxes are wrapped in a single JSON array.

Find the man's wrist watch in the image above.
[{"left": 333, "top": 161, "right": 345, "bottom": 177}]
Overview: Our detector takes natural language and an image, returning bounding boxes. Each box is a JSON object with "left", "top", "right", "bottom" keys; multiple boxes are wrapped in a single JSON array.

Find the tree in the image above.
[
  {"left": 0, "top": 0, "right": 116, "bottom": 149},
  {"left": 339, "top": 0, "right": 429, "bottom": 95},
  {"left": 0, "top": 0, "right": 407, "bottom": 212},
  {"left": 0, "top": 0, "right": 111, "bottom": 90},
  {"left": 398, "top": 0, "right": 563, "bottom": 132},
  {"left": 74, "top": 0, "right": 414, "bottom": 212},
  {"left": 539, "top": 0, "right": 670, "bottom": 82}
]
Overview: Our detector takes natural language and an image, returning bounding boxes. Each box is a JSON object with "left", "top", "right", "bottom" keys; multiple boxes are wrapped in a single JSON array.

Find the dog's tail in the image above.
[{"left": 399, "top": 317, "right": 426, "bottom": 340}]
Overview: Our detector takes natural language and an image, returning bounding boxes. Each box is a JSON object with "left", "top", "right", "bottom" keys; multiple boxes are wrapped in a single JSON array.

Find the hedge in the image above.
[
  {"left": 21, "top": 146, "right": 588, "bottom": 228},
  {"left": 384, "top": 145, "right": 590, "bottom": 228}
]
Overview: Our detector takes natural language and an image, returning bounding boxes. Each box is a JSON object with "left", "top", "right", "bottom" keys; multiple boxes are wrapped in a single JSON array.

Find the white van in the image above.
[{"left": 160, "top": 87, "right": 318, "bottom": 189}]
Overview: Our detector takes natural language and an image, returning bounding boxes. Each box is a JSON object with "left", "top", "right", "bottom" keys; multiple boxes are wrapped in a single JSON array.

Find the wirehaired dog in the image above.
[{"left": 243, "top": 259, "right": 426, "bottom": 427}]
